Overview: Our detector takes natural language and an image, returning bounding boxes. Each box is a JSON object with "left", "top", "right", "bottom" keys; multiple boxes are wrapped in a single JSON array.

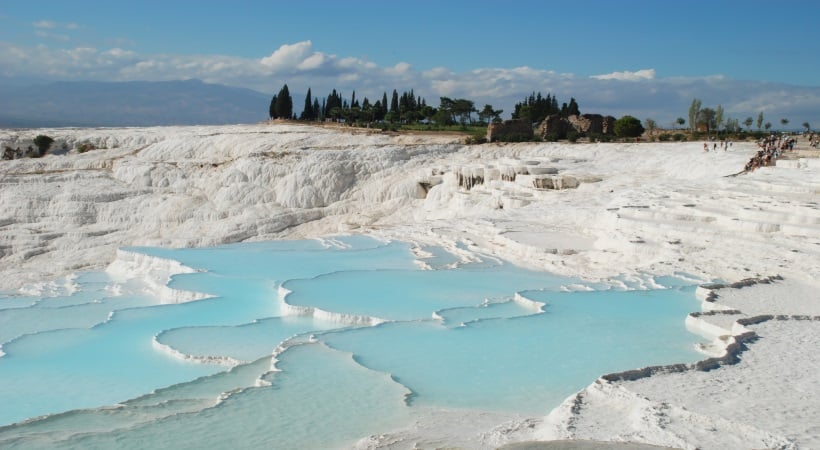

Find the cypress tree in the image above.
[
  {"left": 274, "top": 84, "right": 293, "bottom": 119},
  {"left": 390, "top": 90, "right": 399, "bottom": 114},
  {"left": 374, "top": 100, "right": 385, "bottom": 121},
  {"left": 567, "top": 97, "right": 580, "bottom": 116},
  {"left": 269, "top": 94, "right": 277, "bottom": 119},
  {"left": 301, "top": 87, "right": 313, "bottom": 120}
]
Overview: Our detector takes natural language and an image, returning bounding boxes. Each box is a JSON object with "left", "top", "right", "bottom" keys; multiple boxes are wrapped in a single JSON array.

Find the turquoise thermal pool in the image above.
[{"left": 0, "top": 236, "right": 707, "bottom": 448}]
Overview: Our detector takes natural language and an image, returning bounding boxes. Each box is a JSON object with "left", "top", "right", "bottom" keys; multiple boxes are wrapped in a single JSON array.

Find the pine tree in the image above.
[
  {"left": 374, "top": 100, "right": 385, "bottom": 121},
  {"left": 382, "top": 92, "right": 388, "bottom": 115},
  {"left": 567, "top": 97, "right": 580, "bottom": 116},
  {"left": 273, "top": 84, "right": 293, "bottom": 119},
  {"left": 390, "top": 90, "right": 399, "bottom": 114},
  {"left": 301, "top": 88, "right": 314, "bottom": 120},
  {"left": 269, "top": 94, "right": 277, "bottom": 119},
  {"left": 313, "top": 98, "right": 322, "bottom": 121}
]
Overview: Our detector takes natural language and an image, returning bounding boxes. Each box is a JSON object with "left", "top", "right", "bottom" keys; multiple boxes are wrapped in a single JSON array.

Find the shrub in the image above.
[
  {"left": 543, "top": 132, "right": 560, "bottom": 142},
  {"left": 33, "top": 135, "right": 54, "bottom": 157},
  {"left": 566, "top": 130, "right": 579, "bottom": 143},
  {"left": 465, "top": 130, "right": 488, "bottom": 144},
  {"left": 613, "top": 116, "right": 645, "bottom": 138},
  {"left": 587, "top": 132, "right": 613, "bottom": 143},
  {"left": 77, "top": 143, "right": 97, "bottom": 153},
  {"left": 673, "top": 133, "right": 687, "bottom": 142},
  {"left": 658, "top": 133, "right": 671, "bottom": 142}
]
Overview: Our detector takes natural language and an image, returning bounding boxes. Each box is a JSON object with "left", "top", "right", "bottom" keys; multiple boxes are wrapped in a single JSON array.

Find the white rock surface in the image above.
[{"left": 2, "top": 123, "right": 820, "bottom": 449}]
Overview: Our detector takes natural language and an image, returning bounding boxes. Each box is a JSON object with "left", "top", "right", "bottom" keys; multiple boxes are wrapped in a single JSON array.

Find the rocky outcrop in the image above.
[{"left": 486, "top": 119, "right": 533, "bottom": 143}]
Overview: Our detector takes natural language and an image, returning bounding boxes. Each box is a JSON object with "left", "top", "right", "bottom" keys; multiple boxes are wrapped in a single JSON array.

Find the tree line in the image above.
[
  {"left": 511, "top": 92, "right": 580, "bottom": 124},
  {"left": 268, "top": 84, "right": 583, "bottom": 128},
  {"left": 647, "top": 98, "right": 812, "bottom": 136}
]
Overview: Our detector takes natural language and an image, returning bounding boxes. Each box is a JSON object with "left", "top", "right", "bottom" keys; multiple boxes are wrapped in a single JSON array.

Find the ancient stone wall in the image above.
[
  {"left": 569, "top": 114, "right": 608, "bottom": 134},
  {"left": 486, "top": 119, "right": 533, "bottom": 143},
  {"left": 535, "top": 114, "right": 569, "bottom": 139},
  {"left": 536, "top": 113, "right": 617, "bottom": 139},
  {"left": 602, "top": 115, "right": 616, "bottom": 134}
]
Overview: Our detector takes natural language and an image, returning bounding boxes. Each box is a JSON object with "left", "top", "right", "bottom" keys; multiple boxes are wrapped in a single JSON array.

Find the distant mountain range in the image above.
[{"left": 0, "top": 79, "right": 270, "bottom": 127}]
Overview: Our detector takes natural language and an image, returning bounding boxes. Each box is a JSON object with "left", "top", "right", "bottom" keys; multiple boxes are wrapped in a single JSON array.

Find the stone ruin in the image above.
[
  {"left": 568, "top": 114, "right": 616, "bottom": 135},
  {"left": 536, "top": 113, "right": 616, "bottom": 140},
  {"left": 486, "top": 119, "right": 533, "bottom": 143}
]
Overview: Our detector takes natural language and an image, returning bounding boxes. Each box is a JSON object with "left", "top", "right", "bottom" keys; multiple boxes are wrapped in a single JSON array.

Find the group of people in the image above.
[
  {"left": 703, "top": 140, "right": 733, "bottom": 152},
  {"left": 743, "top": 134, "right": 797, "bottom": 172}
]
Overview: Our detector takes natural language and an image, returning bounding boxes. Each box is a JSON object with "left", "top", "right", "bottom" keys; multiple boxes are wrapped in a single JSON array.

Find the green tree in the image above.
[
  {"left": 433, "top": 108, "right": 454, "bottom": 126},
  {"left": 511, "top": 91, "right": 562, "bottom": 124},
  {"left": 715, "top": 105, "right": 724, "bottom": 134},
  {"left": 421, "top": 105, "right": 437, "bottom": 123},
  {"left": 676, "top": 117, "right": 685, "bottom": 129},
  {"left": 780, "top": 118, "right": 789, "bottom": 129},
  {"left": 744, "top": 117, "right": 754, "bottom": 130},
  {"left": 478, "top": 104, "right": 503, "bottom": 124},
  {"left": 725, "top": 118, "right": 739, "bottom": 133},
  {"left": 33, "top": 135, "right": 54, "bottom": 157},
  {"left": 756, "top": 111, "right": 764, "bottom": 130},
  {"left": 325, "top": 89, "right": 343, "bottom": 121},
  {"left": 313, "top": 98, "right": 322, "bottom": 121},
  {"left": 699, "top": 108, "right": 716, "bottom": 133},
  {"left": 300, "top": 88, "right": 314, "bottom": 120},
  {"left": 613, "top": 115, "right": 645, "bottom": 138},
  {"left": 688, "top": 98, "right": 702, "bottom": 132},
  {"left": 644, "top": 118, "right": 657, "bottom": 135},
  {"left": 452, "top": 98, "right": 476, "bottom": 125},
  {"left": 390, "top": 90, "right": 400, "bottom": 122},
  {"left": 268, "top": 94, "right": 277, "bottom": 119},
  {"left": 272, "top": 84, "right": 293, "bottom": 119},
  {"left": 803, "top": 122, "right": 811, "bottom": 132},
  {"left": 765, "top": 122, "right": 772, "bottom": 131},
  {"left": 567, "top": 97, "right": 580, "bottom": 116}
]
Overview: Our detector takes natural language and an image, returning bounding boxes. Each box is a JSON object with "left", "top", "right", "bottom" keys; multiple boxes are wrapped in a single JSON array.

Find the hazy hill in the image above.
[{"left": 0, "top": 79, "right": 270, "bottom": 127}]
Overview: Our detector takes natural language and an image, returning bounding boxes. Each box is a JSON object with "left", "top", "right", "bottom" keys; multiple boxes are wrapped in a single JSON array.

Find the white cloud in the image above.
[
  {"left": 35, "top": 31, "right": 70, "bottom": 42},
  {"left": 385, "top": 62, "right": 412, "bottom": 75},
  {"left": 33, "top": 20, "right": 58, "bottom": 29},
  {"left": 260, "top": 41, "right": 315, "bottom": 70},
  {"left": 32, "top": 20, "right": 82, "bottom": 30},
  {"left": 591, "top": 69, "right": 656, "bottom": 81},
  {"left": 104, "top": 48, "right": 135, "bottom": 58},
  {"left": 298, "top": 53, "right": 326, "bottom": 70}
]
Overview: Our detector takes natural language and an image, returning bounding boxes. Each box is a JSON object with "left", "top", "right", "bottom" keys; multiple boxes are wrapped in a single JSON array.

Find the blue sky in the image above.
[{"left": 1, "top": 0, "right": 819, "bottom": 126}]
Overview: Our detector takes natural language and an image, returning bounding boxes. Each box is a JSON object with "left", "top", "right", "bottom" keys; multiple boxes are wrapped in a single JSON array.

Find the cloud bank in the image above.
[{"left": 1, "top": 40, "right": 818, "bottom": 127}]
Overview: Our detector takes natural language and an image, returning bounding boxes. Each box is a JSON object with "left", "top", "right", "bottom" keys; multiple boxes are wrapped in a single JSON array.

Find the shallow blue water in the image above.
[{"left": 0, "top": 236, "right": 707, "bottom": 448}]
